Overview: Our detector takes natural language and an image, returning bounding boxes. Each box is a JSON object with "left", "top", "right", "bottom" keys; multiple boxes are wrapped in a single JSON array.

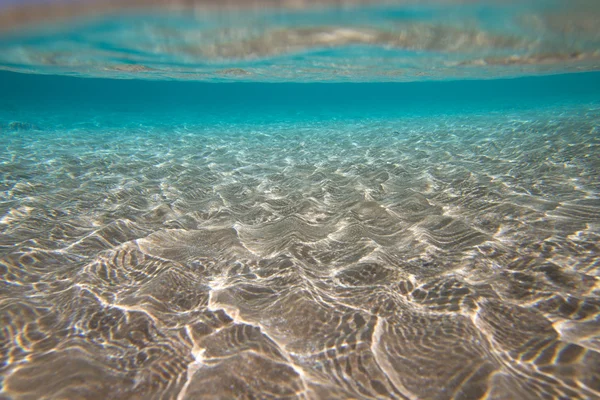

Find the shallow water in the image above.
[{"left": 1, "top": 2, "right": 600, "bottom": 400}]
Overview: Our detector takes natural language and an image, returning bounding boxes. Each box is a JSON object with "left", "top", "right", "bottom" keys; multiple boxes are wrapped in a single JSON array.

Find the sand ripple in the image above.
[{"left": 1, "top": 109, "right": 600, "bottom": 399}]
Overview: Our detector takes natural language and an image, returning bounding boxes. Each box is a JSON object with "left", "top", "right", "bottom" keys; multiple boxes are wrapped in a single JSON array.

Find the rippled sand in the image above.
[{"left": 1, "top": 106, "right": 599, "bottom": 399}]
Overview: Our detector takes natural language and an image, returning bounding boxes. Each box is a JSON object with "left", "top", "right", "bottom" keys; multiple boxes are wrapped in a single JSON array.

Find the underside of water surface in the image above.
[
  {"left": 1, "top": 1, "right": 600, "bottom": 400},
  {"left": 1, "top": 0, "right": 600, "bottom": 82}
]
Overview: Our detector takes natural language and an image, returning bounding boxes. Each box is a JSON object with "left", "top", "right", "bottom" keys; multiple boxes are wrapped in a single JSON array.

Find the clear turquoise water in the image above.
[{"left": 1, "top": 3, "right": 600, "bottom": 400}]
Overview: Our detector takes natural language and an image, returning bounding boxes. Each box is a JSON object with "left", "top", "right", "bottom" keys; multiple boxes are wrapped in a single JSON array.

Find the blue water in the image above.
[
  {"left": 1, "top": 3, "right": 600, "bottom": 400},
  {"left": 2, "top": 70, "right": 599, "bottom": 126}
]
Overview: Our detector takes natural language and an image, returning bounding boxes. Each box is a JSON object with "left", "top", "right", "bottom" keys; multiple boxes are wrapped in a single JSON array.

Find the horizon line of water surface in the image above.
[{"left": 2, "top": 70, "right": 600, "bottom": 129}]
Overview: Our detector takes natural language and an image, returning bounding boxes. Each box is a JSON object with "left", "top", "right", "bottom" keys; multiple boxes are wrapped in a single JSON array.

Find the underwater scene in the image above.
[{"left": 1, "top": 1, "right": 600, "bottom": 399}]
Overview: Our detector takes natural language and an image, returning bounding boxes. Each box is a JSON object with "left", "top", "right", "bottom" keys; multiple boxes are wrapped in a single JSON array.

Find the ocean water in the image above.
[{"left": 1, "top": 2, "right": 600, "bottom": 400}]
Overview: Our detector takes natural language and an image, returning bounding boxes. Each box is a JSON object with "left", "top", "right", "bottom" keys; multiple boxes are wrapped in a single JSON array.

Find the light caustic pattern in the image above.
[{"left": 1, "top": 107, "right": 599, "bottom": 399}]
